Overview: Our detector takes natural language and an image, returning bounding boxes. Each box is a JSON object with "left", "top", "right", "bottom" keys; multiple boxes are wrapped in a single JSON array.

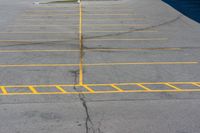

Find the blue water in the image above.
[{"left": 163, "top": 0, "right": 200, "bottom": 23}]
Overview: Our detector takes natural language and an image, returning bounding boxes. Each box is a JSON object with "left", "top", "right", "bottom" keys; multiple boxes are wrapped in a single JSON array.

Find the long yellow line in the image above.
[
  {"left": 0, "top": 64, "right": 79, "bottom": 67},
  {"left": 0, "top": 40, "right": 72, "bottom": 42},
  {"left": 0, "top": 38, "right": 170, "bottom": 43},
  {"left": 32, "top": 4, "right": 126, "bottom": 8},
  {"left": 26, "top": 9, "right": 136, "bottom": 11},
  {"left": 0, "top": 49, "right": 80, "bottom": 52},
  {"left": 0, "top": 62, "right": 197, "bottom": 67},
  {"left": 0, "top": 47, "right": 181, "bottom": 53},
  {"left": 9, "top": 24, "right": 147, "bottom": 27},
  {"left": 0, "top": 30, "right": 158, "bottom": 34},
  {"left": 16, "top": 18, "right": 144, "bottom": 21},
  {"left": 33, "top": 6, "right": 79, "bottom": 8},
  {"left": 79, "top": 0, "right": 83, "bottom": 85},
  {"left": 84, "top": 62, "right": 198, "bottom": 66},
  {"left": 26, "top": 11, "right": 134, "bottom": 13},
  {"left": 22, "top": 14, "right": 135, "bottom": 16},
  {"left": 29, "top": 86, "right": 38, "bottom": 94},
  {"left": 0, "top": 32, "right": 77, "bottom": 34},
  {"left": 2, "top": 89, "right": 200, "bottom": 96},
  {"left": 84, "top": 30, "right": 158, "bottom": 33},
  {"left": 1, "top": 86, "right": 8, "bottom": 95},
  {"left": 87, "top": 38, "right": 168, "bottom": 41}
]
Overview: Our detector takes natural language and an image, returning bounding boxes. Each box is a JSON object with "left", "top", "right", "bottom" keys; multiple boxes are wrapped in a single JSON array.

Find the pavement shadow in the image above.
[{"left": 163, "top": 0, "right": 200, "bottom": 23}]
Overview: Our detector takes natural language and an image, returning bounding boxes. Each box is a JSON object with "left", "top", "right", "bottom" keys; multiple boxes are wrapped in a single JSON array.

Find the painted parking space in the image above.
[
  {"left": 0, "top": 0, "right": 199, "bottom": 95},
  {"left": 0, "top": 82, "right": 200, "bottom": 96}
]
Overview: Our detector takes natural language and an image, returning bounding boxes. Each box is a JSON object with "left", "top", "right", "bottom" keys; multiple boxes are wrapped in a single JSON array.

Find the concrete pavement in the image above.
[{"left": 0, "top": 0, "right": 200, "bottom": 132}]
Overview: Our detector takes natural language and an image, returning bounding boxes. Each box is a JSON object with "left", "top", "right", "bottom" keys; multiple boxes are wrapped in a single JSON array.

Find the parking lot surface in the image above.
[{"left": 0, "top": 0, "right": 200, "bottom": 133}]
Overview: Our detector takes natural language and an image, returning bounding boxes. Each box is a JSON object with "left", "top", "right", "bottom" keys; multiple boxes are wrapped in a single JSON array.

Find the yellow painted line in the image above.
[
  {"left": 3, "top": 89, "right": 200, "bottom": 96},
  {"left": 25, "top": 11, "right": 135, "bottom": 13},
  {"left": 21, "top": 13, "right": 135, "bottom": 16},
  {"left": 0, "top": 40, "right": 73, "bottom": 43},
  {"left": 83, "top": 85, "right": 95, "bottom": 93},
  {"left": 0, "top": 30, "right": 158, "bottom": 34},
  {"left": 0, "top": 86, "right": 8, "bottom": 95},
  {"left": 136, "top": 83, "right": 151, "bottom": 91},
  {"left": 34, "top": 4, "right": 124, "bottom": 7},
  {"left": 28, "top": 86, "right": 38, "bottom": 94},
  {"left": 86, "top": 24, "right": 148, "bottom": 27},
  {"left": 9, "top": 24, "right": 147, "bottom": 27},
  {"left": 9, "top": 25, "right": 78, "bottom": 27},
  {"left": 111, "top": 84, "right": 124, "bottom": 92},
  {"left": 0, "top": 64, "right": 79, "bottom": 67},
  {"left": 0, "top": 82, "right": 199, "bottom": 90},
  {"left": 24, "top": 12, "right": 136, "bottom": 15},
  {"left": 0, "top": 47, "right": 181, "bottom": 53},
  {"left": 87, "top": 38, "right": 168, "bottom": 41},
  {"left": 25, "top": 10, "right": 79, "bottom": 12},
  {"left": 56, "top": 86, "right": 67, "bottom": 93},
  {"left": 25, "top": 9, "right": 136, "bottom": 12},
  {"left": 0, "top": 49, "right": 79, "bottom": 53},
  {"left": 113, "top": 82, "right": 200, "bottom": 86},
  {"left": 27, "top": 8, "right": 137, "bottom": 10},
  {"left": 164, "top": 83, "right": 182, "bottom": 91},
  {"left": 4, "top": 84, "right": 80, "bottom": 88},
  {"left": 26, "top": 9, "right": 135, "bottom": 12},
  {"left": 16, "top": 18, "right": 79, "bottom": 21},
  {"left": 192, "top": 83, "right": 200, "bottom": 87},
  {"left": 0, "top": 32, "right": 77, "bottom": 34},
  {"left": 1, "top": 90, "right": 200, "bottom": 95},
  {"left": 84, "top": 30, "right": 158, "bottom": 33},
  {"left": 0, "top": 92, "right": 64, "bottom": 95},
  {"left": 33, "top": 6, "right": 79, "bottom": 8},
  {"left": 0, "top": 62, "right": 197, "bottom": 68},
  {"left": 16, "top": 18, "right": 144, "bottom": 21},
  {"left": 79, "top": 0, "right": 83, "bottom": 85},
  {"left": 85, "top": 48, "right": 181, "bottom": 51},
  {"left": 21, "top": 14, "right": 80, "bottom": 16},
  {"left": 84, "top": 62, "right": 198, "bottom": 66}
]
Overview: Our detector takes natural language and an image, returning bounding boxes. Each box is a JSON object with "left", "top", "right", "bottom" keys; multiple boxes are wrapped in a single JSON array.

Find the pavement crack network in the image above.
[
  {"left": 0, "top": 40, "right": 76, "bottom": 47},
  {"left": 84, "top": 15, "right": 182, "bottom": 40},
  {"left": 71, "top": 70, "right": 98, "bottom": 133}
]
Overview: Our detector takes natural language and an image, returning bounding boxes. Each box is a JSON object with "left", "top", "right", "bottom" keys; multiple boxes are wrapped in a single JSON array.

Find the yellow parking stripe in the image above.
[
  {"left": 87, "top": 38, "right": 168, "bottom": 41},
  {"left": 28, "top": 86, "right": 38, "bottom": 94},
  {"left": 16, "top": 18, "right": 144, "bottom": 21},
  {"left": 0, "top": 47, "right": 181, "bottom": 53},
  {"left": 111, "top": 84, "right": 124, "bottom": 92},
  {"left": 0, "top": 86, "right": 8, "bottom": 95},
  {"left": 21, "top": 13, "right": 135, "bottom": 16},
  {"left": 83, "top": 85, "right": 95, "bottom": 93},
  {"left": 0, "top": 62, "right": 197, "bottom": 67},
  {"left": 0, "top": 40, "right": 74, "bottom": 42},
  {"left": 84, "top": 62, "right": 198, "bottom": 66},
  {"left": 0, "top": 82, "right": 199, "bottom": 96},
  {"left": 79, "top": 0, "right": 83, "bottom": 85},
  {"left": 9, "top": 24, "right": 147, "bottom": 27},
  {"left": 56, "top": 86, "right": 67, "bottom": 93},
  {"left": 1, "top": 89, "right": 200, "bottom": 96},
  {"left": 192, "top": 83, "right": 200, "bottom": 87},
  {"left": 0, "top": 30, "right": 158, "bottom": 34},
  {"left": 164, "top": 83, "right": 182, "bottom": 91},
  {"left": 136, "top": 83, "right": 151, "bottom": 91},
  {"left": 0, "top": 32, "right": 77, "bottom": 34}
]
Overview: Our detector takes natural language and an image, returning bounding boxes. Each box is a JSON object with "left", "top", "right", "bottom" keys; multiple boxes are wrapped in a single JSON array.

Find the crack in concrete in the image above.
[
  {"left": 71, "top": 70, "right": 100, "bottom": 133},
  {"left": 84, "top": 14, "right": 182, "bottom": 39},
  {"left": 0, "top": 40, "right": 78, "bottom": 47}
]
